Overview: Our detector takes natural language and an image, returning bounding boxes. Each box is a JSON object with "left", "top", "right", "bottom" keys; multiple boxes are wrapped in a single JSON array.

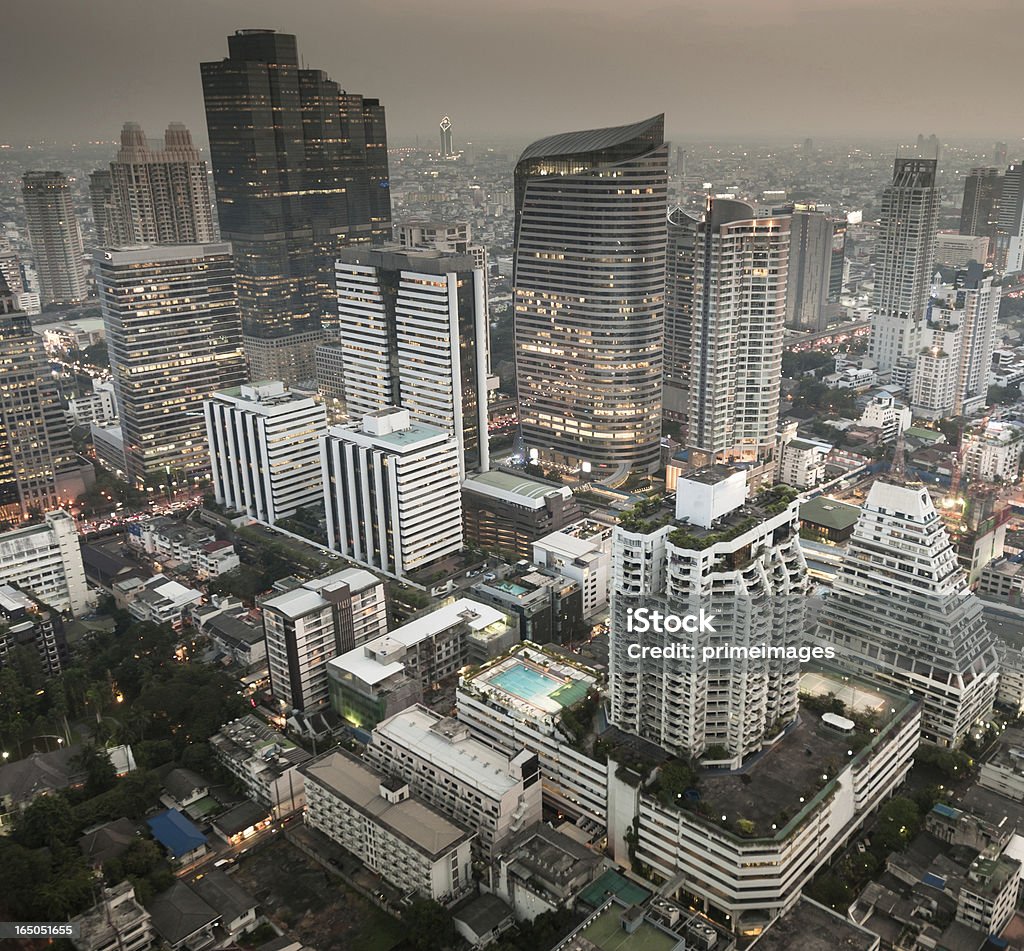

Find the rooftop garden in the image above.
[{"left": 616, "top": 494, "right": 672, "bottom": 533}]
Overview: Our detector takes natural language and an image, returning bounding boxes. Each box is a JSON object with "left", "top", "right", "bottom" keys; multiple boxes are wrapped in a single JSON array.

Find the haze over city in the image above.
[{"left": 4, "top": 0, "right": 1024, "bottom": 145}]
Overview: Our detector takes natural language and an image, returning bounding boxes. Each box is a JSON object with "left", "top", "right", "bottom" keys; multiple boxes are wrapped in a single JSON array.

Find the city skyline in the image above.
[{"left": 3, "top": 0, "right": 1024, "bottom": 147}]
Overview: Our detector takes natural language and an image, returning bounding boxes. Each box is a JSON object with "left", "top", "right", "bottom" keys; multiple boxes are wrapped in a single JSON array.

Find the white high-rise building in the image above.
[
  {"left": 332, "top": 246, "right": 490, "bottom": 476},
  {"left": 21, "top": 171, "right": 89, "bottom": 306},
  {"left": 0, "top": 510, "right": 93, "bottom": 615},
  {"left": 96, "top": 243, "right": 246, "bottom": 486},
  {"left": 668, "top": 200, "right": 791, "bottom": 462},
  {"left": 609, "top": 467, "right": 808, "bottom": 765},
  {"left": 869, "top": 157, "right": 939, "bottom": 375},
  {"left": 205, "top": 381, "right": 327, "bottom": 524},
  {"left": 814, "top": 480, "right": 999, "bottom": 747},
  {"left": 262, "top": 569, "right": 387, "bottom": 713},
  {"left": 911, "top": 264, "right": 1001, "bottom": 419},
  {"left": 321, "top": 408, "right": 463, "bottom": 579}
]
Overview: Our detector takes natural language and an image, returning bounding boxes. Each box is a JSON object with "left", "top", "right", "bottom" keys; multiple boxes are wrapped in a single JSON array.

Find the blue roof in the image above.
[
  {"left": 147, "top": 808, "right": 207, "bottom": 857},
  {"left": 922, "top": 872, "right": 946, "bottom": 890},
  {"left": 931, "top": 802, "right": 961, "bottom": 819}
]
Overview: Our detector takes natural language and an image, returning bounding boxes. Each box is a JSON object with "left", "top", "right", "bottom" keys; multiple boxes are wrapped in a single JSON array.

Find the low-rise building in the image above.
[
  {"left": 123, "top": 575, "right": 202, "bottom": 629},
  {"left": 457, "top": 644, "right": 607, "bottom": 830},
  {"left": 471, "top": 568, "right": 584, "bottom": 645},
  {"left": 751, "top": 896, "right": 878, "bottom": 951},
  {"left": 363, "top": 705, "right": 542, "bottom": 856},
  {"left": 463, "top": 469, "right": 583, "bottom": 560},
  {"left": 209, "top": 715, "right": 310, "bottom": 815},
  {"left": 979, "top": 727, "right": 1024, "bottom": 802},
  {"left": 301, "top": 748, "right": 475, "bottom": 905},
  {"left": 328, "top": 598, "right": 498, "bottom": 729},
  {"left": 146, "top": 809, "right": 209, "bottom": 866},
  {"left": 127, "top": 517, "right": 239, "bottom": 579},
  {"left": 91, "top": 422, "right": 127, "bottom": 477},
  {"left": 0, "top": 510, "right": 93, "bottom": 615},
  {"left": 70, "top": 882, "right": 154, "bottom": 951},
  {"left": 963, "top": 421, "right": 1024, "bottom": 483},
  {"left": 491, "top": 823, "right": 602, "bottom": 922},
  {"left": 777, "top": 436, "right": 830, "bottom": 489},
  {"left": 857, "top": 394, "right": 910, "bottom": 443},
  {"left": 191, "top": 597, "right": 266, "bottom": 667},
  {"left": 531, "top": 521, "right": 612, "bottom": 619}
]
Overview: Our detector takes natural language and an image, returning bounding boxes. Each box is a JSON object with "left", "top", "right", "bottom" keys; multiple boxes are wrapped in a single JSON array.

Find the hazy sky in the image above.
[{"left": 4, "top": 0, "right": 1023, "bottom": 147}]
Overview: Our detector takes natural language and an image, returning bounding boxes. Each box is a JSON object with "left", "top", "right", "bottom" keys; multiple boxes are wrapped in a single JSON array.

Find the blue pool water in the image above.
[{"left": 490, "top": 664, "right": 559, "bottom": 704}]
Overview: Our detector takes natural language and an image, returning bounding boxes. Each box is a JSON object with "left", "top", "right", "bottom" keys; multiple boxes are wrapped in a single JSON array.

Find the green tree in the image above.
[
  {"left": 403, "top": 900, "right": 456, "bottom": 951},
  {"left": 14, "top": 794, "right": 77, "bottom": 851},
  {"left": 874, "top": 796, "right": 920, "bottom": 853}
]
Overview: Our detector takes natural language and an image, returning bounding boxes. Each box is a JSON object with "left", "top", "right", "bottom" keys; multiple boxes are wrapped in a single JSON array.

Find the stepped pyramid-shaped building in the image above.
[{"left": 815, "top": 480, "right": 997, "bottom": 747}]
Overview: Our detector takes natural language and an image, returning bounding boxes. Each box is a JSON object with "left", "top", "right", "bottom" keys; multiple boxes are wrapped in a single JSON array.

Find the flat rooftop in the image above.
[
  {"left": 300, "top": 749, "right": 472, "bottom": 860},
  {"left": 462, "top": 469, "right": 568, "bottom": 508},
  {"left": 799, "top": 496, "right": 861, "bottom": 531},
  {"left": 753, "top": 897, "right": 878, "bottom": 951},
  {"left": 560, "top": 901, "right": 679, "bottom": 951},
  {"left": 660, "top": 669, "right": 914, "bottom": 839},
  {"left": 373, "top": 705, "right": 521, "bottom": 800}
]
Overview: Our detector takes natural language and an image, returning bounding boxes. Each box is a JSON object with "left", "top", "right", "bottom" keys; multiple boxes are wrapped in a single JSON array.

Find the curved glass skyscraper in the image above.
[{"left": 513, "top": 115, "right": 668, "bottom": 475}]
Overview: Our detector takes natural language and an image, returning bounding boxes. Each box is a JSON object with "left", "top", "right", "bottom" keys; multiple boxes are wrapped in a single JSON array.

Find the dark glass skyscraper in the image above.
[
  {"left": 959, "top": 166, "right": 1001, "bottom": 252},
  {"left": 201, "top": 29, "right": 391, "bottom": 384},
  {"left": 513, "top": 115, "right": 668, "bottom": 475}
]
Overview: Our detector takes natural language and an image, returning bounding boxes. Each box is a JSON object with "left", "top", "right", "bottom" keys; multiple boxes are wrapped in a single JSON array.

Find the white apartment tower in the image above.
[
  {"left": 98, "top": 122, "right": 217, "bottom": 247},
  {"left": 0, "top": 510, "right": 93, "bottom": 615},
  {"left": 814, "top": 480, "right": 999, "bottom": 747},
  {"left": 321, "top": 408, "right": 463, "bottom": 579},
  {"left": 668, "top": 200, "right": 791, "bottom": 463},
  {"left": 262, "top": 569, "right": 388, "bottom": 713},
  {"left": 911, "top": 264, "right": 1001, "bottom": 419},
  {"left": 609, "top": 467, "right": 808, "bottom": 765},
  {"left": 332, "top": 247, "right": 490, "bottom": 476},
  {"left": 869, "top": 157, "right": 940, "bottom": 375},
  {"left": 96, "top": 243, "right": 246, "bottom": 486},
  {"left": 205, "top": 381, "right": 327, "bottom": 524},
  {"left": 21, "top": 171, "right": 89, "bottom": 306}
]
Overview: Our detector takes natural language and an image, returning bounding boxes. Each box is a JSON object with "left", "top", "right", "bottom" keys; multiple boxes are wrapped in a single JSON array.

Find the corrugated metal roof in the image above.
[{"left": 517, "top": 114, "right": 664, "bottom": 164}]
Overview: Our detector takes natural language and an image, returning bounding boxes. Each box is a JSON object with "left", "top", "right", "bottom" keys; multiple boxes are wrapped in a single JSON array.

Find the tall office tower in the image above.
[
  {"left": 88, "top": 170, "right": 117, "bottom": 249},
  {"left": 263, "top": 569, "right": 388, "bottom": 713},
  {"left": 662, "top": 206, "right": 696, "bottom": 425},
  {"left": 828, "top": 217, "right": 847, "bottom": 304},
  {"left": 868, "top": 157, "right": 939, "bottom": 376},
  {"left": 959, "top": 167, "right": 1001, "bottom": 249},
  {"left": 21, "top": 171, "right": 89, "bottom": 306},
  {"left": 994, "top": 163, "right": 1024, "bottom": 273},
  {"left": 994, "top": 142, "right": 1009, "bottom": 167},
  {"left": 785, "top": 206, "right": 833, "bottom": 331},
  {"left": 102, "top": 122, "right": 216, "bottom": 246},
  {"left": 609, "top": 468, "right": 808, "bottom": 764},
  {"left": 204, "top": 381, "right": 328, "bottom": 524},
  {"left": 96, "top": 244, "right": 246, "bottom": 487},
  {"left": 668, "top": 198, "right": 790, "bottom": 463},
  {"left": 911, "top": 263, "right": 1001, "bottom": 419},
  {"left": 201, "top": 29, "right": 392, "bottom": 385},
  {"left": 513, "top": 115, "right": 668, "bottom": 475},
  {"left": 0, "top": 277, "right": 81, "bottom": 525},
  {"left": 815, "top": 481, "right": 998, "bottom": 747},
  {"left": 332, "top": 246, "right": 490, "bottom": 476},
  {"left": 439, "top": 115, "right": 454, "bottom": 158},
  {"left": 322, "top": 407, "right": 463, "bottom": 580}
]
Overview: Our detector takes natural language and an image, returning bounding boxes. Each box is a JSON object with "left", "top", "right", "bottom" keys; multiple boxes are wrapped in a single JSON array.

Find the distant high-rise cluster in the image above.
[
  {"left": 201, "top": 29, "right": 391, "bottom": 384},
  {"left": 90, "top": 122, "right": 216, "bottom": 248},
  {"left": 21, "top": 171, "right": 89, "bottom": 306},
  {"left": 513, "top": 115, "right": 668, "bottom": 474}
]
